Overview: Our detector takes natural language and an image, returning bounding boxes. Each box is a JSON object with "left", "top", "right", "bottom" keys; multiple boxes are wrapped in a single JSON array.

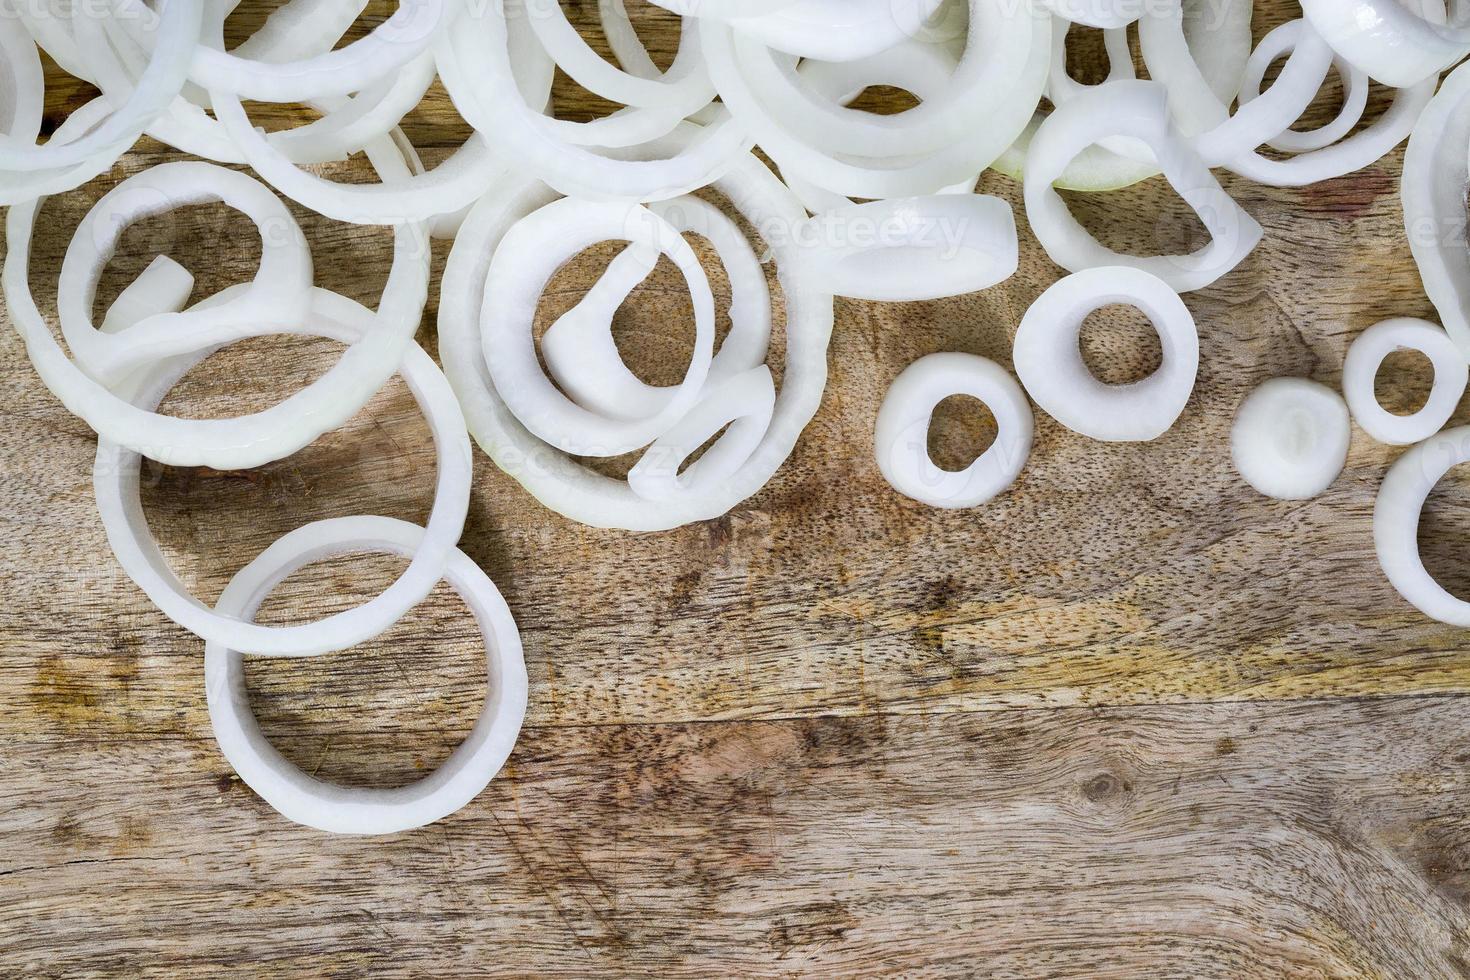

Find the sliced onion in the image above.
[
  {"left": 0, "top": 0, "right": 197, "bottom": 175},
  {"left": 205, "top": 515, "right": 525, "bottom": 834},
  {"left": 95, "top": 284, "right": 471, "bottom": 658},
  {"left": 1402, "top": 59, "right": 1470, "bottom": 358},
  {"left": 438, "top": 149, "right": 834, "bottom": 531},
  {"left": 56, "top": 163, "right": 314, "bottom": 383},
  {"left": 437, "top": 1, "right": 748, "bottom": 202},
  {"left": 112, "top": 0, "right": 453, "bottom": 101},
  {"left": 1232, "top": 378, "right": 1349, "bottom": 500},
  {"left": 701, "top": 0, "right": 1049, "bottom": 200},
  {"left": 4, "top": 146, "right": 432, "bottom": 468},
  {"left": 1376, "top": 427, "right": 1470, "bottom": 626},
  {"left": 1023, "top": 79, "right": 1261, "bottom": 293},
  {"left": 627, "top": 366, "right": 776, "bottom": 503},
  {"left": 1014, "top": 266, "right": 1197, "bottom": 442},
  {"left": 1300, "top": 0, "right": 1470, "bottom": 88},
  {"left": 875, "top": 352, "right": 1032, "bottom": 509},
  {"left": 788, "top": 194, "right": 1018, "bottom": 302},
  {"left": 1343, "top": 318, "right": 1467, "bottom": 446}
]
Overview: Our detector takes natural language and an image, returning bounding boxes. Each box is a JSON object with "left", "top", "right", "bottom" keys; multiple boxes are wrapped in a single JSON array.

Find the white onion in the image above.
[
  {"left": 1343, "top": 318, "right": 1468, "bottom": 446},
  {"left": 1014, "top": 266, "right": 1197, "bottom": 443},
  {"left": 205, "top": 516, "right": 526, "bottom": 835},
  {"left": 875, "top": 353, "right": 1033, "bottom": 508},
  {"left": 1231, "top": 378, "right": 1349, "bottom": 500}
]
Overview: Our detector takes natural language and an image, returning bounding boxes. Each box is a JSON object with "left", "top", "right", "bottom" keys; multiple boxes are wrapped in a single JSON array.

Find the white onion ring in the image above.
[
  {"left": 1240, "top": 20, "right": 1369, "bottom": 154},
  {"left": 780, "top": 37, "right": 986, "bottom": 209},
  {"left": 1343, "top": 318, "right": 1468, "bottom": 446},
  {"left": 205, "top": 516, "right": 525, "bottom": 835},
  {"left": 541, "top": 194, "right": 770, "bottom": 420},
  {"left": 0, "top": 0, "right": 197, "bottom": 173},
  {"left": 700, "top": 0, "right": 1049, "bottom": 200},
  {"left": 627, "top": 366, "right": 776, "bottom": 503},
  {"left": 1375, "top": 426, "right": 1470, "bottom": 626},
  {"left": 438, "top": 149, "right": 834, "bottom": 531},
  {"left": 95, "top": 284, "right": 471, "bottom": 658},
  {"left": 1300, "top": 0, "right": 1470, "bottom": 88},
  {"left": 721, "top": 0, "right": 950, "bottom": 63},
  {"left": 56, "top": 163, "right": 313, "bottom": 384},
  {"left": 1225, "top": 20, "right": 1436, "bottom": 187},
  {"left": 1013, "top": 266, "right": 1198, "bottom": 442},
  {"left": 480, "top": 196, "right": 715, "bottom": 457},
  {"left": 1402, "top": 59, "right": 1470, "bottom": 358},
  {"left": 3, "top": 154, "right": 432, "bottom": 468},
  {"left": 875, "top": 352, "right": 1033, "bottom": 509},
  {"left": 112, "top": 0, "right": 454, "bottom": 101},
  {"left": 1023, "top": 80, "right": 1261, "bottom": 293},
  {"left": 788, "top": 195, "right": 1018, "bottom": 302}
]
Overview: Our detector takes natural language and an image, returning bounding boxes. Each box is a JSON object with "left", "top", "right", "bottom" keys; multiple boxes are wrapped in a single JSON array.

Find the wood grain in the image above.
[
  {"left": 5, "top": 1, "right": 1470, "bottom": 975},
  {"left": 7, "top": 697, "right": 1470, "bottom": 977}
]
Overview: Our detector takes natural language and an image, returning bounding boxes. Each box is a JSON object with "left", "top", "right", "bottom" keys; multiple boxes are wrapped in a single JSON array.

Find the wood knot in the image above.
[{"left": 1082, "top": 772, "right": 1128, "bottom": 802}]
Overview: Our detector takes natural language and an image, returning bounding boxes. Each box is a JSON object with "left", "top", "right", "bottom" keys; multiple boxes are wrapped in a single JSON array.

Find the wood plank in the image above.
[{"left": 5, "top": 696, "right": 1470, "bottom": 977}]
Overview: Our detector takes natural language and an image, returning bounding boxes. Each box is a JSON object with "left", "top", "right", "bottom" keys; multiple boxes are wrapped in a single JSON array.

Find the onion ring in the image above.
[
  {"left": 875, "top": 352, "right": 1033, "bottom": 509},
  {"left": 205, "top": 516, "right": 525, "bottom": 835},
  {"left": 1023, "top": 80, "right": 1262, "bottom": 293},
  {"left": 1402, "top": 59, "right": 1470, "bottom": 358},
  {"left": 700, "top": 0, "right": 1049, "bottom": 200},
  {"left": 1013, "top": 266, "right": 1198, "bottom": 442},
  {"left": 1300, "top": 0, "right": 1470, "bottom": 88},
  {"left": 1343, "top": 318, "right": 1468, "bottom": 446},
  {"left": 95, "top": 283, "right": 471, "bottom": 657},
  {"left": 1375, "top": 426, "right": 1470, "bottom": 625},
  {"left": 480, "top": 196, "right": 715, "bottom": 457},
  {"left": 438, "top": 149, "right": 834, "bottom": 531},
  {"left": 3, "top": 154, "right": 432, "bottom": 468}
]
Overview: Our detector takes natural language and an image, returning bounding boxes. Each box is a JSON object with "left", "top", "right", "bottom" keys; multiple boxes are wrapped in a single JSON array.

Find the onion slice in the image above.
[{"left": 205, "top": 516, "right": 525, "bottom": 835}]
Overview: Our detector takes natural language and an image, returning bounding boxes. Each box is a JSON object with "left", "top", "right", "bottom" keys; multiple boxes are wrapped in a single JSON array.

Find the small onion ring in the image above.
[
  {"left": 541, "top": 194, "right": 770, "bottom": 420},
  {"left": 480, "top": 196, "right": 715, "bottom": 457},
  {"left": 1239, "top": 20, "right": 1369, "bottom": 154},
  {"left": 1343, "top": 318, "right": 1468, "bottom": 446},
  {"left": 875, "top": 352, "right": 1033, "bottom": 509},
  {"left": 1013, "top": 266, "right": 1198, "bottom": 442}
]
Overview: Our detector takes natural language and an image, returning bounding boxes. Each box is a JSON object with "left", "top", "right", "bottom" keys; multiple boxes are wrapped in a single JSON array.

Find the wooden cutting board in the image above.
[{"left": 5, "top": 2, "right": 1470, "bottom": 975}]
